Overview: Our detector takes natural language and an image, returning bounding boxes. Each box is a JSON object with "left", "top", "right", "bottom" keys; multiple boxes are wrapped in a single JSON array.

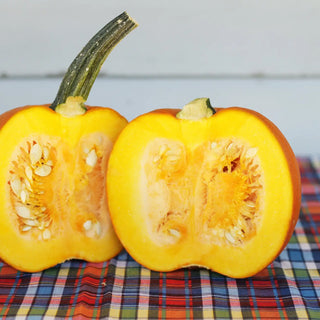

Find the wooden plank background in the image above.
[{"left": 0, "top": 1, "right": 319, "bottom": 154}]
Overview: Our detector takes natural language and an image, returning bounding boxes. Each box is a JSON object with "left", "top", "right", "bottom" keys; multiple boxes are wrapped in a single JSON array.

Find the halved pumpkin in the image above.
[
  {"left": 107, "top": 98, "right": 301, "bottom": 278},
  {"left": 0, "top": 12, "right": 137, "bottom": 272}
]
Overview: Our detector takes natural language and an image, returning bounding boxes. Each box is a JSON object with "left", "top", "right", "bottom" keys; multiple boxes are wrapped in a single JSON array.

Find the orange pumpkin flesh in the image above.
[
  {"left": 0, "top": 12, "right": 138, "bottom": 272},
  {"left": 107, "top": 99, "right": 301, "bottom": 278}
]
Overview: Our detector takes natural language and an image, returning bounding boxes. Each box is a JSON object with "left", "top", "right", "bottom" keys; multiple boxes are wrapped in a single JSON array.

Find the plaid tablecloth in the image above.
[{"left": 0, "top": 156, "right": 319, "bottom": 319}]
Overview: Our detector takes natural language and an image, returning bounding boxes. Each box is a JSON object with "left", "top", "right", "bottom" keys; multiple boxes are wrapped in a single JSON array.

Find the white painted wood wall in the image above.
[{"left": 0, "top": 0, "right": 319, "bottom": 154}]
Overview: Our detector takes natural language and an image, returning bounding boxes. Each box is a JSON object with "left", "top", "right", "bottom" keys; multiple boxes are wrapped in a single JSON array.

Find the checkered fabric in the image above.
[{"left": 0, "top": 156, "right": 319, "bottom": 319}]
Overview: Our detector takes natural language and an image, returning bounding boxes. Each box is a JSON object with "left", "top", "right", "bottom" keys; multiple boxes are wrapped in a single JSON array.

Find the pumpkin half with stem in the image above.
[
  {"left": 107, "top": 98, "right": 301, "bottom": 278},
  {"left": 0, "top": 12, "right": 138, "bottom": 272}
]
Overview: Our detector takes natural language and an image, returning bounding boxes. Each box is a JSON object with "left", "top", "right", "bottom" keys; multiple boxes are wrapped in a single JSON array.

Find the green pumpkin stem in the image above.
[{"left": 50, "top": 12, "right": 138, "bottom": 113}]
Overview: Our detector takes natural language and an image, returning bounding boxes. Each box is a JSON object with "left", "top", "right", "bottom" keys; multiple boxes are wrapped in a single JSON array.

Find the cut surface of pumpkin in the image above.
[
  {"left": 0, "top": 12, "right": 137, "bottom": 272},
  {"left": 0, "top": 106, "right": 127, "bottom": 271},
  {"left": 107, "top": 98, "right": 301, "bottom": 278}
]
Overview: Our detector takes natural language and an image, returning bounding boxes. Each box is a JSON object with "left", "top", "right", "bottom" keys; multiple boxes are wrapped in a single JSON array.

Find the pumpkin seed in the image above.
[
  {"left": 24, "top": 219, "right": 38, "bottom": 227},
  {"left": 34, "top": 164, "right": 52, "bottom": 177},
  {"left": 25, "top": 166, "right": 33, "bottom": 181},
  {"left": 86, "top": 149, "right": 98, "bottom": 167},
  {"left": 225, "top": 231, "right": 236, "bottom": 244},
  {"left": 10, "top": 178, "right": 22, "bottom": 196},
  {"left": 16, "top": 206, "right": 31, "bottom": 219},
  {"left": 21, "top": 225, "right": 32, "bottom": 232},
  {"left": 83, "top": 220, "right": 92, "bottom": 231},
  {"left": 24, "top": 178, "right": 33, "bottom": 191},
  {"left": 42, "top": 229, "right": 51, "bottom": 240},
  {"left": 168, "top": 228, "right": 181, "bottom": 237},
  {"left": 20, "top": 190, "right": 28, "bottom": 203},
  {"left": 30, "top": 143, "right": 42, "bottom": 165},
  {"left": 43, "top": 147, "right": 50, "bottom": 160}
]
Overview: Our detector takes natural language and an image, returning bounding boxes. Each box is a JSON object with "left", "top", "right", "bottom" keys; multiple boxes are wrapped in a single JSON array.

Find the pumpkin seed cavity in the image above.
[
  {"left": 76, "top": 133, "right": 112, "bottom": 238},
  {"left": 8, "top": 139, "right": 55, "bottom": 240},
  {"left": 8, "top": 133, "right": 112, "bottom": 240},
  {"left": 143, "top": 138, "right": 263, "bottom": 246}
]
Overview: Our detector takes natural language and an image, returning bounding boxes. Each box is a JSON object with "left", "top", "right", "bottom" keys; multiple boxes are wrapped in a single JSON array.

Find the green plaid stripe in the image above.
[{"left": 0, "top": 156, "right": 319, "bottom": 319}]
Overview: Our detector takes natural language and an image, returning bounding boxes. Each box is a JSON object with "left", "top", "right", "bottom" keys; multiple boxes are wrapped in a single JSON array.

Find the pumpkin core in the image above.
[
  {"left": 142, "top": 137, "right": 263, "bottom": 247},
  {"left": 8, "top": 132, "right": 112, "bottom": 241}
]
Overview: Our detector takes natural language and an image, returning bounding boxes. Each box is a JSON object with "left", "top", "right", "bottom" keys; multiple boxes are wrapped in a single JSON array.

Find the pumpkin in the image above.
[
  {"left": 107, "top": 98, "right": 301, "bottom": 278},
  {"left": 0, "top": 12, "right": 137, "bottom": 272}
]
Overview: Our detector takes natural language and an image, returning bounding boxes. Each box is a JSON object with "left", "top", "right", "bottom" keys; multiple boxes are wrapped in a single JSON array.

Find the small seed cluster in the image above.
[
  {"left": 81, "top": 144, "right": 103, "bottom": 237},
  {"left": 153, "top": 144, "right": 181, "bottom": 164},
  {"left": 9, "top": 141, "right": 54, "bottom": 240},
  {"left": 201, "top": 140, "right": 262, "bottom": 246},
  {"left": 156, "top": 210, "right": 185, "bottom": 242},
  {"left": 146, "top": 141, "right": 189, "bottom": 244},
  {"left": 152, "top": 143, "right": 186, "bottom": 179},
  {"left": 82, "top": 219, "right": 102, "bottom": 237}
]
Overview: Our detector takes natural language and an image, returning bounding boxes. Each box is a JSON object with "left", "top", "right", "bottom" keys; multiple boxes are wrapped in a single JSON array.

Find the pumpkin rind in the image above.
[{"left": 107, "top": 105, "right": 301, "bottom": 278}]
